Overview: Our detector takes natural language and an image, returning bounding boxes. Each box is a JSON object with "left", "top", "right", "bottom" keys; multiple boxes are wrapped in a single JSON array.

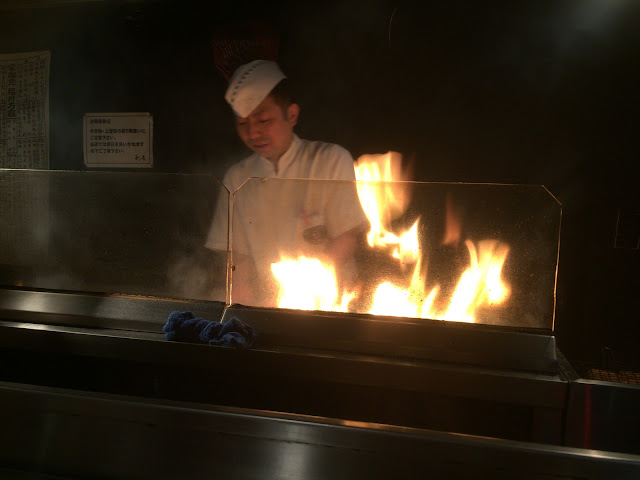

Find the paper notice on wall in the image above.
[
  {"left": 83, "top": 112, "right": 153, "bottom": 168},
  {"left": 0, "top": 52, "right": 51, "bottom": 271},
  {"left": 0, "top": 50, "right": 50, "bottom": 169}
]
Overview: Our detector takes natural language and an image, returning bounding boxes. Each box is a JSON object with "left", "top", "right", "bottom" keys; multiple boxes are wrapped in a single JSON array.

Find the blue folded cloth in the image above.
[{"left": 163, "top": 311, "right": 257, "bottom": 348}]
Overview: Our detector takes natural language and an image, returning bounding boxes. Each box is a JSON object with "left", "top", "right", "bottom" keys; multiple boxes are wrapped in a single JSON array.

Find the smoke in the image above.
[{"left": 166, "top": 253, "right": 221, "bottom": 301}]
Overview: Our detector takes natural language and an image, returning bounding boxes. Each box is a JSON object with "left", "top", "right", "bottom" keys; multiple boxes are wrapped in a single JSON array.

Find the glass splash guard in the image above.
[{"left": 0, "top": 169, "right": 561, "bottom": 330}]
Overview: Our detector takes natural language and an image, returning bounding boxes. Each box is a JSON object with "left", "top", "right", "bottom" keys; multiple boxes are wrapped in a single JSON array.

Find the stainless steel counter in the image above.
[
  {"left": 1, "top": 381, "right": 639, "bottom": 480},
  {"left": 1, "top": 287, "right": 638, "bottom": 477}
]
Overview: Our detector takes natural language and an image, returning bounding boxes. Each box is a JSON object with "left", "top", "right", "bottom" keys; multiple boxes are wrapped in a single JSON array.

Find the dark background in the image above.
[{"left": 1, "top": 0, "right": 638, "bottom": 370}]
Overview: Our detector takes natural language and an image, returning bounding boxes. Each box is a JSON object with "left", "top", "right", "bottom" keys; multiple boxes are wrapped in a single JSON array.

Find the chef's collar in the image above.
[
  {"left": 257, "top": 134, "right": 300, "bottom": 176},
  {"left": 225, "top": 60, "right": 286, "bottom": 118}
]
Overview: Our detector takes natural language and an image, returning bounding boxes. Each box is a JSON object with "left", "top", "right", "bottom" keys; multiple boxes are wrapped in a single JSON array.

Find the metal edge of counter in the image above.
[{"left": 0, "top": 380, "right": 639, "bottom": 480}]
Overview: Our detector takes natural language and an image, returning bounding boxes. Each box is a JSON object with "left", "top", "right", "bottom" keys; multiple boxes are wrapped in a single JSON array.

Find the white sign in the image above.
[{"left": 83, "top": 112, "right": 153, "bottom": 168}]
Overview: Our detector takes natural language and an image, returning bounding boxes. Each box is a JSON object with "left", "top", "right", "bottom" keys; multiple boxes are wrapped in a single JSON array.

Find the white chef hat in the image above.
[{"left": 224, "top": 60, "right": 287, "bottom": 118}]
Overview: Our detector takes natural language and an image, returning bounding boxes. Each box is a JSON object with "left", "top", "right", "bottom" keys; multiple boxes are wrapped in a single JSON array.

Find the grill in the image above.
[{"left": 579, "top": 366, "right": 640, "bottom": 385}]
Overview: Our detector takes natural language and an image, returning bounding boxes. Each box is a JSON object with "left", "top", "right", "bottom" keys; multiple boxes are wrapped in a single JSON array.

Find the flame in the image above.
[
  {"left": 271, "top": 256, "right": 355, "bottom": 312},
  {"left": 436, "top": 239, "right": 510, "bottom": 322},
  {"left": 442, "top": 240, "right": 510, "bottom": 321},
  {"left": 365, "top": 239, "right": 510, "bottom": 323},
  {"left": 354, "top": 152, "right": 412, "bottom": 253},
  {"left": 270, "top": 151, "right": 512, "bottom": 324},
  {"left": 368, "top": 253, "right": 436, "bottom": 318}
]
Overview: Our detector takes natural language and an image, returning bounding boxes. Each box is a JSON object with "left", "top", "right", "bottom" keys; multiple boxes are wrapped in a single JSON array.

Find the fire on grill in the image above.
[{"left": 230, "top": 152, "right": 561, "bottom": 330}]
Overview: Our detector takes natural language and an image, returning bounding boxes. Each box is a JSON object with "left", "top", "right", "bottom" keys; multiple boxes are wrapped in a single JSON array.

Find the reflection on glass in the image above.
[
  {"left": 0, "top": 169, "right": 227, "bottom": 302},
  {"left": 231, "top": 171, "right": 561, "bottom": 330}
]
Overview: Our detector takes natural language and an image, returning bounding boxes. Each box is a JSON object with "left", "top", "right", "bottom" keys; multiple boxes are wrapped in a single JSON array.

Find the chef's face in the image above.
[{"left": 236, "top": 95, "right": 299, "bottom": 164}]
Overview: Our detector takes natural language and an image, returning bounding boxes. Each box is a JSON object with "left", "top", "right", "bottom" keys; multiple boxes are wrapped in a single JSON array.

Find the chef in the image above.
[{"left": 206, "top": 59, "right": 369, "bottom": 307}]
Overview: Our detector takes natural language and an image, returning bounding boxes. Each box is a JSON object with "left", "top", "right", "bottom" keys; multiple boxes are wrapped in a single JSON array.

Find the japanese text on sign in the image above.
[
  {"left": 0, "top": 51, "right": 50, "bottom": 169},
  {"left": 83, "top": 112, "right": 153, "bottom": 168}
]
